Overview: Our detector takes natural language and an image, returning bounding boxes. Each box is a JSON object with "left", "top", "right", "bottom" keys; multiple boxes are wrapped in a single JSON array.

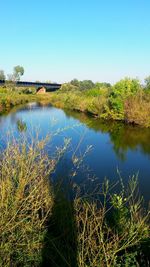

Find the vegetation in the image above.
[
  {"left": 144, "top": 75, "right": 150, "bottom": 91},
  {"left": 47, "top": 77, "right": 150, "bottom": 127},
  {"left": 0, "top": 85, "right": 48, "bottom": 114},
  {"left": 0, "top": 70, "right": 6, "bottom": 80},
  {"left": 7, "top": 65, "right": 24, "bottom": 82},
  {"left": 75, "top": 176, "right": 149, "bottom": 267},
  {"left": 0, "top": 136, "right": 149, "bottom": 267},
  {"left": 0, "top": 89, "right": 34, "bottom": 114},
  {"left": 0, "top": 137, "right": 54, "bottom": 266},
  {"left": 1, "top": 72, "right": 150, "bottom": 127}
]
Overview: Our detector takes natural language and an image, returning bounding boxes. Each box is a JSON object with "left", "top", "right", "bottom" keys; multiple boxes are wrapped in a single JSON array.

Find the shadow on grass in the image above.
[{"left": 41, "top": 183, "right": 78, "bottom": 267}]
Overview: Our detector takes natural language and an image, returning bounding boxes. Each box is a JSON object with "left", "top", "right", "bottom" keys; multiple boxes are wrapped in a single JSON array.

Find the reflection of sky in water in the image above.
[{"left": 0, "top": 103, "right": 150, "bottom": 203}]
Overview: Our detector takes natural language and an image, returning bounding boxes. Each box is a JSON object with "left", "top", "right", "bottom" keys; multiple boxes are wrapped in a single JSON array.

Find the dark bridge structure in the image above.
[{"left": 0, "top": 80, "right": 61, "bottom": 92}]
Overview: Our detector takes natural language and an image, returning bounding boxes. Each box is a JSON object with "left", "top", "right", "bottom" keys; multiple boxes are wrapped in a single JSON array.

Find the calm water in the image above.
[{"left": 0, "top": 103, "right": 150, "bottom": 203}]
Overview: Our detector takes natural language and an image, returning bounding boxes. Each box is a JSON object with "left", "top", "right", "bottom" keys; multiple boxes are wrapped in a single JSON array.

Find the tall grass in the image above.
[
  {"left": 0, "top": 137, "right": 54, "bottom": 266},
  {"left": 75, "top": 177, "right": 149, "bottom": 267},
  {"left": 0, "top": 135, "right": 149, "bottom": 266}
]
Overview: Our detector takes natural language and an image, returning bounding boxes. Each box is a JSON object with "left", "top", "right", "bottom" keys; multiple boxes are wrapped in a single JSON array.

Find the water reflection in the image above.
[
  {"left": 64, "top": 110, "right": 150, "bottom": 160},
  {"left": 17, "top": 119, "right": 27, "bottom": 132}
]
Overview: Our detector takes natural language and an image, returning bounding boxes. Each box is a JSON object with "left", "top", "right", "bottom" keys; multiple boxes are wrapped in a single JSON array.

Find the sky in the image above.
[{"left": 0, "top": 0, "right": 150, "bottom": 84}]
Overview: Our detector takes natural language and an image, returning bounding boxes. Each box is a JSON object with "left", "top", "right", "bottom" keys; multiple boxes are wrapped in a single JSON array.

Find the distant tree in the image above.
[
  {"left": 79, "top": 80, "right": 95, "bottom": 90},
  {"left": 13, "top": 65, "right": 24, "bottom": 81},
  {"left": 144, "top": 76, "right": 150, "bottom": 90},
  {"left": 70, "top": 79, "right": 95, "bottom": 90},
  {"left": 70, "top": 79, "right": 80, "bottom": 87},
  {"left": 95, "top": 82, "right": 111, "bottom": 88},
  {"left": 0, "top": 70, "right": 6, "bottom": 80}
]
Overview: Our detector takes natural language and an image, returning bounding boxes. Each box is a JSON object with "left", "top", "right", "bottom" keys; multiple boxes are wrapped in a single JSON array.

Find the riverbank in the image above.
[
  {"left": 47, "top": 88, "right": 150, "bottom": 128},
  {"left": 0, "top": 87, "right": 50, "bottom": 114},
  {"left": 1, "top": 77, "right": 150, "bottom": 128}
]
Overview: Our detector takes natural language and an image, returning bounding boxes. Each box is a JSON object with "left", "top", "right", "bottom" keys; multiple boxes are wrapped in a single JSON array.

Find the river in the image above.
[{"left": 0, "top": 103, "right": 150, "bottom": 203}]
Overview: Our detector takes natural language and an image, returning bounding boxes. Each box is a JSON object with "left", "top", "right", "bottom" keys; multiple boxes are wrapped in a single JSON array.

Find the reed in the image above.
[{"left": 0, "top": 136, "right": 54, "bottom": 266}]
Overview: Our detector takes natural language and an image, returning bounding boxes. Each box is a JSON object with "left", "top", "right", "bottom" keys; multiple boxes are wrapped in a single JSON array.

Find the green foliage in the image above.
[
  {"left": 95, "top": 82, "right": 111, "bottom": 88},
  {"left": 70, "top": 79, "right": 95, "bottom": 90},
  {"left": 70, "top": 78, "right": 80, "bottom": 87},
  {"left": 60, "top": 83, "right": 79, "bottom": 92},
  {"left": 75, "top": 176, "right": 149, "bottom": 267},
  {"left": 79, "top": 80, "right": 95, "bottom": 90},
  {"left": 108, "top": 96, "right": 124, "bottom": 119},
  {"left": 144, "top": 75, "right": 150, "bottom": 90},
  {"left": 0, "top": 70, "right": 6, "bottom": 80},
  {"left": 115, "top": 252, "right": 138, "bottom": 267},
  {"left": 107, "top": 78, "right": 141, "bottom": 120},
  {"left": 13, "top": 65, "right": 24, "bottom": 81},
  {"left": 85, "top": 87, "right": 108, "bottom": 97},
  {"left": 17, "top": 119, "right": 27, "bottom": 132},
  {"left": 111, "top": 78, "right": 141, "bottom": 98},
  {"left": 48, "top": 77, "right": 150, "bottom": 127}
]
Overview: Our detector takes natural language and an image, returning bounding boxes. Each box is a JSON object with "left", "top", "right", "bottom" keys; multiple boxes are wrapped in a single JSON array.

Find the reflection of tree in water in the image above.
[
  {"left": 64, "top": 109, "right": 150, "bottom": 160},
  {"left": 105, "top": 123, "right": 150, "bottom": 160},
  {"left": 17, "top": 119, "right": 27, "bottom": 132}
]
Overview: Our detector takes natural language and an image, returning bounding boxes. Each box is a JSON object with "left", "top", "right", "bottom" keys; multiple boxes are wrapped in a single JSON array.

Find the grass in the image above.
[
  {"left": 0, "top": 86, "right": 51, "bottom": 114},
  {"left": 0, "top": 135, "right": 149, "bottom": 266},
  {"left": 0, "top": 136, "right": 55, "bottom": 266},
  {"left": 75, "top": 177, "right": 150, "bottom": 267}
]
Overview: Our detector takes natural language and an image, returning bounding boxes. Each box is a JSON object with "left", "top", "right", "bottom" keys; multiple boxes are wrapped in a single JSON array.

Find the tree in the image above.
[
  {"left": 95, "top": 82, "right": 111, "bottom": 88},
  {"left": 70, "top": 79, "right": 80, "bottom": 87},
  {"left": 0, "top": 70, "right": 6, "bottom": 80},
  {"left": 144, "top": 76, "right": 150, "bottom": 90},
  {"left": 111, "top": 78, "right": 141, "bottom": 98},
  {"left": 79, "top": 80, "right": 95, "bottom": 90},
  {"left": 108, "top": 78, "right": 141, "bottom": 119},
  {"left": 13, "top": 65, "right": 24, "bottom": 81}
]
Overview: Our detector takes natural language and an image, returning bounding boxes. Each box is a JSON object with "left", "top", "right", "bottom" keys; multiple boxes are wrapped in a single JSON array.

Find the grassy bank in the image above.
[
  {"left": 47, "top": 78, "right": 150, "bottom": 128},
  {"left": 1, "top": 77, "right": 150, "bottom": 128},
  {"left": 0, "top": 136, "right": 149, "bottom": 266},
  {"left": 0, "top": 86, "right": 50, "bottom": 114},
  {"left": 0, "top": 86, "right": 35, "bottom": 114}
]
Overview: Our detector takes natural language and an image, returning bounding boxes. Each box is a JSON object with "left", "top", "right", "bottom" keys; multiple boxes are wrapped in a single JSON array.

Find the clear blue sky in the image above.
[{"left": 0, "top": 0, "right": 150, "bottom": 83}]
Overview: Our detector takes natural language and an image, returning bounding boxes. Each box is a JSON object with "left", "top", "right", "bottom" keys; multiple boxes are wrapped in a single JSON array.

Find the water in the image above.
[{"left": 0, "top": 103, "right": 150, "bottom": 203}]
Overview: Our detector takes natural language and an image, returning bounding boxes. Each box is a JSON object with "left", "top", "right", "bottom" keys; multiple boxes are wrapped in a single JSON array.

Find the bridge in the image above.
[{"left": 0, "top": 80, "right": 61, "bottom": 92}]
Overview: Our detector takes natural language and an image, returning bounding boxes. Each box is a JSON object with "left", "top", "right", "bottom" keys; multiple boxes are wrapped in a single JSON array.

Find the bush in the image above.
[
  {"left": 125, "top": 91, "right": 150, "bottom": 127},
  {"left": 85, "top": 87, "right": 109, "bottom": 97},
  {"left": 107, "top": 78, "right": 141, "bottom": 120}
]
